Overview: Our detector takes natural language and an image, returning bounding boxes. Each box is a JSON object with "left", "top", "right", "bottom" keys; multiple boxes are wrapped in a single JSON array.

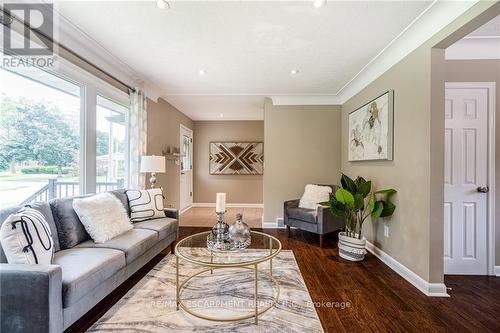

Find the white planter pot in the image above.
[{"left": 338, "top": 232, "right": 367, "bottom": 261}]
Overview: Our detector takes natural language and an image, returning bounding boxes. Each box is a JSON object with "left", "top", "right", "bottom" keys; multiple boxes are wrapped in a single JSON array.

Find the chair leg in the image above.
[
  {"left": 319, "top": 234, "right": 324, "bottom": 248},
  {"left": 170, "top": 242, "right": 175, "bottom": 254},
  {"left": 287, "top": 225, "right": 291, "bottom": 238}
]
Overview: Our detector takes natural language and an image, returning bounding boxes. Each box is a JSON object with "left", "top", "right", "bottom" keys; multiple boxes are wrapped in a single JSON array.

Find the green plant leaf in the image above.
[
  {"left": 329, "top": 199, "right": 345, "bottom": 218},
  {"left": 358, "top": 180, "right": 371, "bottom": 197},
  {"left": 354, "top": 193, "right": 364, "bottom": 210},
  {"left": 374, "top": 189, "right": 397, "bottom": 195},
  {"left": 318, "top": 201, "right": 331, "bottom": 207},
  {"left": 335, "top": 188, "right": 354, "bottom": 208},
  {"left": 371, "top": 201, "right": 384, "bottom": 220},
  {"left": 380, "top": 201, "right": 396, "bottom": 217},
  {"left": 340, "top": 174, "right": 357, "bottom": 193},
  {"left": 368, "top": 193, "right": 375, "bottom": 212}
]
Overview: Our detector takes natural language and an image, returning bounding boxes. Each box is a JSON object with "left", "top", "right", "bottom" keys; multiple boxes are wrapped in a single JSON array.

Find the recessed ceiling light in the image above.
[
  {"left": 219, "top": 113, "right": 224, "bottom": 118},
  {"left": 156, "top": 0, "right": 169, "bottom": 10},
  {"left": 290, "top": 69, "right": 299, "bottom": 75},
  {"left": 313, "top": 0, "right": 327, "bottom": 8},
  {"left": 199, "top": 69, "right": 207, "bottom": 75}
]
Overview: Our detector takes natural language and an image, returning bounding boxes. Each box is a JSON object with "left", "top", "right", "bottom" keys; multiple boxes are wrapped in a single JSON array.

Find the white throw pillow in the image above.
[
  {"left": 73, "top": 193, "right": 132, "bottom": 243},
  {"left": 126, "top": 188, "right": 165, "bottom": 222},
  {"left": 0, "top": 207, "right": 54, "bottom": 264},
  {"left": 299, "top": 184, "right": 332, "bottom": 210}
]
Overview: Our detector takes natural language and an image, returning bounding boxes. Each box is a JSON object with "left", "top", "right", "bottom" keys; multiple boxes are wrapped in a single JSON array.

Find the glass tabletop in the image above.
[{"left": 175, "top": 231, "right": 281, "bottom": 267}]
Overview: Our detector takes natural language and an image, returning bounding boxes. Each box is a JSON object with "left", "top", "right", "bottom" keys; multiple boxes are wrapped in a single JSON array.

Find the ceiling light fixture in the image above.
[
  {"left": 219, "top": 113, "right": 224, "bottom": 118},
  {"left": 199, "top": 69, "right": 207, "bottom": 75},
  {"left": 290, "top": 69, "right": 299, "bottom": 75},
  {"left": 313, "top": 0, "right": 327, "bottom": 8},
  {"left": 156, "top": 0, "right": 169, "bottom": 10}
]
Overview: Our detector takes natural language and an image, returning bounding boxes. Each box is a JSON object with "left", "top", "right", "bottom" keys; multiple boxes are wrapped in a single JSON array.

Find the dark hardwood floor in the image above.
[{"left": 67, "top": 227, "right": 500, "bottom": 333}]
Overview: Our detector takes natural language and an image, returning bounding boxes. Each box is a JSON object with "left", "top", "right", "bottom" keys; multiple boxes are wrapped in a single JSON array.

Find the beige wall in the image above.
[
  {"left": 146, "top": 98, "right": 193, "bottom": 209},
  {"left": 263, "top": 99, "right": 341, "bottom": 223},
  {"left": 193, "top": 121, "right": 264, "bottom": 204},
  {"left": 444, "top": 59, "right": 500, "bottom": 265},
  {"left": 340, "top": 2, "right": 499, "bottom": 283}
]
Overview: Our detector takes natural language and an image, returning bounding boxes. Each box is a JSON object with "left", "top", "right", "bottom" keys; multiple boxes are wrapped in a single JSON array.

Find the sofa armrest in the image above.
[
  {"left": 0, "top": 264, "right": 63, "bottom": 333},
  {"left": 317, "top": 206, "right": 344, "bottom": 234},
  {"left": 164, "top": 208, "right": 179, "bottom": 220}
]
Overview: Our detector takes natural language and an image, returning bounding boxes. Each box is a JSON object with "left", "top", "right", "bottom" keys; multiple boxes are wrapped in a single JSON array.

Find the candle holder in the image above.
[{"left": 207, "top": 211, "right": 233, "bottom": 251}]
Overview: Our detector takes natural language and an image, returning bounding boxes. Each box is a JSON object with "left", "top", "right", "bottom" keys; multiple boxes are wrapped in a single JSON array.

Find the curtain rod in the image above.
[{"left": 1, "top": 6, "right": 136, "bottom": 94}]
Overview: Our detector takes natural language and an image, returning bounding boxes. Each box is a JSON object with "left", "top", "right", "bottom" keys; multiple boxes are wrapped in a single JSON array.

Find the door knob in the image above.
[{"left": 477, "top": 186, "right": 489, "bottom": 193}]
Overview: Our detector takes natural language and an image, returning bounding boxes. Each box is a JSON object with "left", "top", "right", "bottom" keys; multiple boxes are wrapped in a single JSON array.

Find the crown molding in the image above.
[
  {"left": 270, "top": 95, "right": 341, "bottom": 106},
  {"left": 336, "top": 0, "right": 478, "bottom": 104}
]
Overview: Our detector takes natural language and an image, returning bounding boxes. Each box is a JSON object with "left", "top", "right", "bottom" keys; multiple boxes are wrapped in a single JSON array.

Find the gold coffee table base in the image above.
[{"left": 176, "top": 265, "right": 280, "bottom": 324}]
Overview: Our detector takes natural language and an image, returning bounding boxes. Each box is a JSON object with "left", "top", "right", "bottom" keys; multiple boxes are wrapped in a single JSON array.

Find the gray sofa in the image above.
[
  {"left": 284, "top": 185, "right": 344, "bottom": 247},
  {"left": 0, "top": 189, "right": 178, "bottom": 333}
]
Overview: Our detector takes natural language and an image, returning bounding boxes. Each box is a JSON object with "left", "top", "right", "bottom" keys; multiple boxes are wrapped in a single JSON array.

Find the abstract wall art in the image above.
[
  {"left": 348, "top": 90, "right": 394, "bottom": 161},
  {"left": 209, "top": 142, "right": 264, "bottom": 175}
]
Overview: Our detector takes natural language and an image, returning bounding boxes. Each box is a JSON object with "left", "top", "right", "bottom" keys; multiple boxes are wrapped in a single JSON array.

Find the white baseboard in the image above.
[
  {"left": 179, "top": 205, "right": 192, "bottom": 215},
  {"left": 192, "top": 203, "right": 263, "bottom": 208},
  {"left": 365, "top": 241, "right": 449, "bottom": 297},
  {"left": 261, "top": 217, "right": 286, "bottom": 229},
  {"left": 495, "top": 266, "right": 500, "bottom": 277}
]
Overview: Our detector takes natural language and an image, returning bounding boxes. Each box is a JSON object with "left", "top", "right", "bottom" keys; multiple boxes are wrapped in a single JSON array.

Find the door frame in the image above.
[
  {"left": 445, "top": 81, "right": 496, "bottom": 275},
  {"left": 179, "top": 124, "right": 193, "bottom": 213}
]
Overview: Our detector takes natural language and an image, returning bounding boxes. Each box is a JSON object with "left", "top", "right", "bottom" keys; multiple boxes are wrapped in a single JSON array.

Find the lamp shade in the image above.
[{"left": 140, "top": 155, "right": 165, "bottom": 173}]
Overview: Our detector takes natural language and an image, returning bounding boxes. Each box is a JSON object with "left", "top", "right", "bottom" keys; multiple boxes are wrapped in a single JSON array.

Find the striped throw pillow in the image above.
[{"left": 126, "top": 188, "right": 165, "bottom": 222}]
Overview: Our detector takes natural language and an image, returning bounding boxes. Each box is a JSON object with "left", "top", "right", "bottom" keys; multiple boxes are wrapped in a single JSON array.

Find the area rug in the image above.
[{"left": 88, "top": 249, "right": 323, "bottom": 332}]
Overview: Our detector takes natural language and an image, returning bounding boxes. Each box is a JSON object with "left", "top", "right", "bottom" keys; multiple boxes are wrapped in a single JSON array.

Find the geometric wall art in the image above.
[
  {"left": 348, "top": 90, "right": 394, "bottom": 161},
  {"left": 209, "top": 142, "right": 264, "bottom": 175}
]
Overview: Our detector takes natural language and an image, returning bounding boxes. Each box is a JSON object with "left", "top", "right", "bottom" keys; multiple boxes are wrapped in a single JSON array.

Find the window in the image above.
[
  {"left": 0, "top": 67, "right": 83, "bottom": 208},
  {"left": 181, "top": 134, "right": 191, "bottom": 171},
  {"left": 0, "top": 58, "right": 130, "bottom": 209},
  {"left": 96, "top": 95, "right": 128, "bottom": 192}
]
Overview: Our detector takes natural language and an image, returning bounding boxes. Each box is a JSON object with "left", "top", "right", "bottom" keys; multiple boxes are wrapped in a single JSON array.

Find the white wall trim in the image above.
[
  {"left": 365, "top": 241, "right": 449, "bottom": 297},
  {"left": 270, "top": 95, "right": 341, "bottom": 106},
  {"left": 192, "top": 203, "right": 264, "bottom": 208},
  {"left": 179, "top": 205, "right": 192, "bottom": 215},
  {"left": 445, "top": 38, "right": 500, "bottom": 60},
  {"left": 495, "top": 266, "right": 500, "bottom": 277},
  {"left": 445, "top": 82, "right": 496, "bottom": 276}
]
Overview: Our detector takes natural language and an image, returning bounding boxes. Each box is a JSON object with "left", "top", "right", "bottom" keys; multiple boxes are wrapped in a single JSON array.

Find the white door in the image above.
[
  {"left": 179, "top": 125, "right": 193, "bottom": 212},
  {"left": 444, "top": 84, "right": 490, "bottom": 275}
]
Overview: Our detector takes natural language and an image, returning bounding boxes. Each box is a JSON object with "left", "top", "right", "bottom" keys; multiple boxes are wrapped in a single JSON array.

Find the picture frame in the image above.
[{"left": 348, "top": 90, "right": 394, "bottom": 161}]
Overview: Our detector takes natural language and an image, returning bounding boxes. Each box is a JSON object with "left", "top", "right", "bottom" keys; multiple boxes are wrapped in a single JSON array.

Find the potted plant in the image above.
[{"left": 320, "top": 174, "right": 397, "bottom": 261}]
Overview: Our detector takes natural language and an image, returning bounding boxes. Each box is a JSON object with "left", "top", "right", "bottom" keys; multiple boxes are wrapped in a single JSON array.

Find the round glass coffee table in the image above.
[{"left": 174, "top": 231, "right": 281, "bottom": 324}]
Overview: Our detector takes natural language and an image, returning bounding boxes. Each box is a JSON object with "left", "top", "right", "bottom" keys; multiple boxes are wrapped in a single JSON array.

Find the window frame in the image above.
[{"left": 1, "top": 55, "right": 130, "bottom": 198}]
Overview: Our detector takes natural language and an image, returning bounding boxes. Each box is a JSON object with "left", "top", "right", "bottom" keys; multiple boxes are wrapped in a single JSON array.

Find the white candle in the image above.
[{"left": 216, "top": 193, "right": 226, "bottom": 213}]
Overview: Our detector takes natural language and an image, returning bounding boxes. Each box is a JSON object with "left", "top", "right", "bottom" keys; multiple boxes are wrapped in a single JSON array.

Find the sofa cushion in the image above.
[
  {"left": 0, "top": 202, "right": 60, "bottom": 263},
  {"left": 50, "top": 196, "right": 91, "bottom": 250},
  {"left": 76, "top": 229, "right": 157, "bottom": 264},
  {"left": 287, "top": 207, "right": 317, "bottom": 224},
  {"left": 53, "top": 247, "right": 125, "bottom": 307},
  {"left": 133, "top": 217, "right": 178, "bottom": 240},
  {"left": 109, "top": 189, "right": 131, "bottom": 217}
]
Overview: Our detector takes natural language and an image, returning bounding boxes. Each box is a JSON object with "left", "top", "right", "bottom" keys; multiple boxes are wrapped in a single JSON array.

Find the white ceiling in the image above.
[{"left": 52, "top": 1, "right": 477, "bottom": 120}]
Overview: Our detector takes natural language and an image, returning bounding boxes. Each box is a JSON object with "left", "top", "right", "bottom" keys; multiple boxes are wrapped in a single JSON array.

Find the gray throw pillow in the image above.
[{"left": 50, "top": 196, "right": 91, "bottom": 249}]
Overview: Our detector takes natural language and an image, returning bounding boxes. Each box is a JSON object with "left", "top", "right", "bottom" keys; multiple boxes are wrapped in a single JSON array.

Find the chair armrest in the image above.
[
  {"left": 0, "top": 264, "right": 63, "bottom": 333},
  {"left": 317, "top": 206, "right": 344, "bottom": 234},
  {"left": 284, "top": 199, "right": 300, "bottom": 210},
  {"left": 164, "top": 208, "right": 179, "bottom": 219}
]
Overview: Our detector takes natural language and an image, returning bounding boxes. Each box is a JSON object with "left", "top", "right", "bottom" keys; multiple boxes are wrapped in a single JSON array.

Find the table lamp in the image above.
[{"left": 140, "top": 155, "right": 166, "bottom": 188}]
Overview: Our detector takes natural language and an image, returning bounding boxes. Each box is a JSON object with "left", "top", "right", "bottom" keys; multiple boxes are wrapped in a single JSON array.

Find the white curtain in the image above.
[{"left": 129, "top": 90, "right": 147, "bottom": 189}]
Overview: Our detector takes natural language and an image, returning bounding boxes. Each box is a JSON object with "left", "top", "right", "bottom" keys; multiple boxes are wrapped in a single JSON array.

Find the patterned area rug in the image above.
[{"left": 88, "top": 250, "right": 323, "bottom": 332}]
